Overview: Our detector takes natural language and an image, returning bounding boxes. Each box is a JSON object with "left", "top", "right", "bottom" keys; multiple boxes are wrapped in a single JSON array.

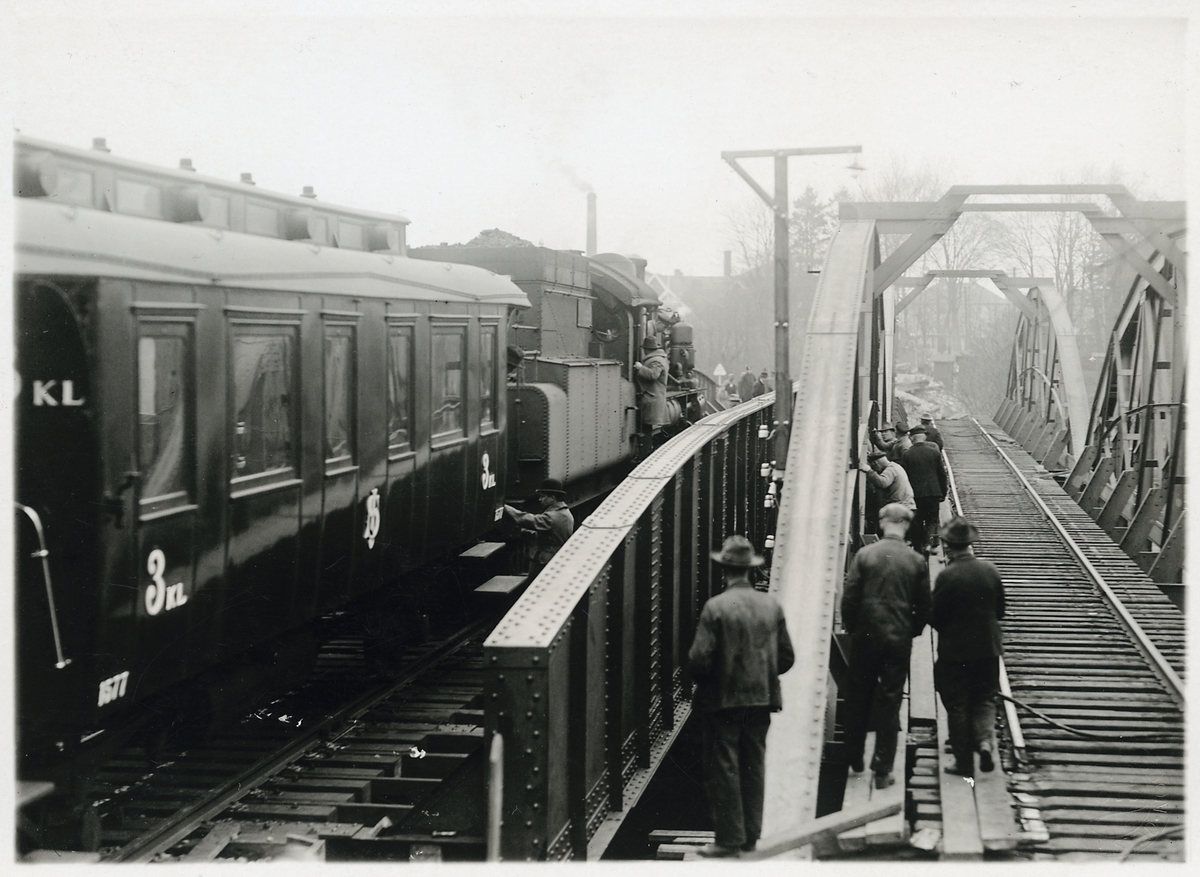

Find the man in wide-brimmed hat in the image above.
[
  {"left": 931, "top": 516, "right": 1006, "bottom": 778},
  {"left": 503, "top": 478, "right": 574, "bottom": 577},
  {"left": 688, "top": 535, "right": 794, "bottom": 857},
  {"left": 871, "top": 420, "right": 912, "bottom": 463},
  {"left": 919, "top": 413, "right": 943, "bottom": 451},
  {"left": 841, "top": 503, "right": 932, "bottom": 789}
]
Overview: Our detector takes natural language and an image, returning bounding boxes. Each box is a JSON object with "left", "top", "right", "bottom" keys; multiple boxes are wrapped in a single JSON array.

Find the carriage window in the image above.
[
  {"left": 231, "top": 328, "right": 296, "bottom": 477},
  {"left": 324, "top": 326, "right": 355, "bottom": 464},
  {"left": 480, "top": 325, "right": 496, "bottom": 429},
  {"left": 138, "top": 331, "right": 189, "bottom": 498},
  {"left": 431, "top": 327, "right": 464, "bottom": 439},
  {"left": 388, "top": 326, "right": 413, "bottom": 450}
]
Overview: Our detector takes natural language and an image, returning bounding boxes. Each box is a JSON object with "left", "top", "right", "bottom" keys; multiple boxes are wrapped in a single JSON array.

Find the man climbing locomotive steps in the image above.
[{"left": 503, "top": 478, "right": 575, "bottom": 580}]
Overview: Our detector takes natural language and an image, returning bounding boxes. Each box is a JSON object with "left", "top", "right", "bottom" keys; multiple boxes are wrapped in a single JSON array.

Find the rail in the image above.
[
  {"left": 942, "top": 448, "right": 1027, "bottom": 763},
  {"left": 969, "top": 417, "right": 1184, "bottom": 706},
  {"left": 482, "top": 393, "right": 776, "bottom": 860},
  {"left": 106, "top": 620, "right": 489, "bottom": 862}
]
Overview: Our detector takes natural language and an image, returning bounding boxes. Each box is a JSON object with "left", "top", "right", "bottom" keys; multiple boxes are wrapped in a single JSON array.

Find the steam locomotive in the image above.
[{"left": 13, "top": 135, "right": 701, "bottom": 826}]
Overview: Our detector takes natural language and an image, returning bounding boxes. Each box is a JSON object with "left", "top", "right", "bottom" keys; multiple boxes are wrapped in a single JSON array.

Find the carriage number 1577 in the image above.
[{"left": 98, "top": 671, "right": 130, "bottom": 707}]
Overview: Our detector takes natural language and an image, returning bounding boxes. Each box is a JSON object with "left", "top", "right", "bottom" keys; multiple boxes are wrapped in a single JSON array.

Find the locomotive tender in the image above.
[{"left": 13, "top": 136, "right": 698, "bottom": 805}]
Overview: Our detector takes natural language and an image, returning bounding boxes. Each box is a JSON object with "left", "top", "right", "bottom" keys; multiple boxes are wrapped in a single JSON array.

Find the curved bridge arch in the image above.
[
  {"left": 1065, "top": 238, "right": 1187, "bottom": 584},
  {"left": 895, "top": 271, "right": 1090, "bottom": 466},
  {"left": 998, "top": 281, "right": 1090, "bottom": 466},
  {"left": 483, "top": 187, "right": 1185, "bottom": 858}
]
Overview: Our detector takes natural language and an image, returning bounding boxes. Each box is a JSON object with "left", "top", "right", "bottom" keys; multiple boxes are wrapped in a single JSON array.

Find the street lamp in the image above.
[{"left": 721, "top": 145, "right": 863, "bottom": 475}]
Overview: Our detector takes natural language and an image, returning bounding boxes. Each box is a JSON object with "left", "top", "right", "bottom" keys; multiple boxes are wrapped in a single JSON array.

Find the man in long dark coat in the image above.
[
  {"left": 633, "top": 337, "right": 669, "bottom": 456},
  {"left": 737, "top": 366, "right": 756, "bottom": 404},
  {"left": 688, "top": 536, "right": 794, "bottom": 857},
  {"left": 901, "top": 423, "right": 947, "bottom": 553},
  {"left": 841, "top": 503, "right": 932, "bottom": 788},
  {"left": 503, "top": 478, "right": 574, "bottom": 577},
  {"left": 932, "top": 516, "right": 1005, "bottom": 777}
]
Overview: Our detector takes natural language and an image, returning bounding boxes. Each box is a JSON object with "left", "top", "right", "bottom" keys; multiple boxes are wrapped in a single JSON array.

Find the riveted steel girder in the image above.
[{"left": 762, "top": 220, "right": 879, "bottom": 839}]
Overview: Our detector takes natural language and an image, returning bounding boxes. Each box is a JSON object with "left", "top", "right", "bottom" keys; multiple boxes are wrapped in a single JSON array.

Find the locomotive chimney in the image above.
[
  {"left": 586, "top": 192, "right": 597, "bottom": 256},
  {"left": 724, "top": 250, "right": 732, "bottom": 277}
]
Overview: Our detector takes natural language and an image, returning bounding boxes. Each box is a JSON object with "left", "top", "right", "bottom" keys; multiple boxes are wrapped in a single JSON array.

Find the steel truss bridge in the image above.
[{"left": 483, "top": 186, "right": 1185, "bottom": 860}]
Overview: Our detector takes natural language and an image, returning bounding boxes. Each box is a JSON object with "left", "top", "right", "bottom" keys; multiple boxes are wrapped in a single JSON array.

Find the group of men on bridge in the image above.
[
  {"left": 506, "top": 414, "right": 1004, "bottom": 858},
  {"left": 863, "top": 415, "right": 947, "bottom": 554},
  {"left": 681, "top": 413, "right": 1004, "bottom": 855},
  {"left": 719, "top": 366, "right": 772, "bottom": 406}
]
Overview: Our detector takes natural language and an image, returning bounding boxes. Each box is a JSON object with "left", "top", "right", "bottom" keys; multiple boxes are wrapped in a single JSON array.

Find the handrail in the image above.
[
  {"left": 484, "top": 393, "right": 776, "bottom": 860},
  {"left": 16, "top": 503, "right": 71, "bottom": 669}
]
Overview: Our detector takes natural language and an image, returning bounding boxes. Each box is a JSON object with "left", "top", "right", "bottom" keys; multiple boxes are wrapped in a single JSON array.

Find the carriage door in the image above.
[
  {"left": 477, "top": 321, "right": 503, "bottom": 531},
  {"left": 318, "top": 319, "right": 360, "bottom": 604},
  {"left": 132, "top": 315, "right": 198, "bottom": 690}
]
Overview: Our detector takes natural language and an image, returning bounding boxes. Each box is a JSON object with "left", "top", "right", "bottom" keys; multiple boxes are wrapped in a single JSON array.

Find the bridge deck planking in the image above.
[
  {"left": 943, "top": 416, "right": 1185, "bottom": 861},
  {"left": 934, "top": 683, "right": 984, "bottom": 860}
]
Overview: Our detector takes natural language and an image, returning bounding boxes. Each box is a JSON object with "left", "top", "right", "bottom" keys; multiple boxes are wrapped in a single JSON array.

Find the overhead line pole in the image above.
[{"left": 721, "top": 145, "right": 862, "bottom": 473}]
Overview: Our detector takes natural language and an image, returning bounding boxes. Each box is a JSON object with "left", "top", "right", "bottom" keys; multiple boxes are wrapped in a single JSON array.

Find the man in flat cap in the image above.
[
  {"left": 841, "top": 503, "right": 932, "bottom": 789},
  {"left": 931, "top": 516, "right": 1005, "bottom": 777},
  {"left": 504, "top": 478, "right": 574, "bottom": 578},
  {"left": 861, "top": 449, "right": 916, "bottom": 513},
  {"left": 689, "top": 535, "right": 794, "bottom": 857}
]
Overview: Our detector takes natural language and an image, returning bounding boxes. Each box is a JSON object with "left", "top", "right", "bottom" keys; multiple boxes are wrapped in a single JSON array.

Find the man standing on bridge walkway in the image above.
[
  {"left": 871, "top": 421, "right": 912, "bottom": 463},
  {"left": 688, "top": 535, "right": 794, "bottom": 858},
  {"left": 901, "top": 423, "right": 947, "bottom": 554},
  {"left": 861, "top": 449, "right": 916, "bottom": 515},
  {"left": 932, "top": 516, "right": 1005, "bottom": 778},
  {"left": 919, "top": 413, "right": 944, "bottom": 451},
  {"left": 840, "top": 503, "right": 932, "bottom": 790}
]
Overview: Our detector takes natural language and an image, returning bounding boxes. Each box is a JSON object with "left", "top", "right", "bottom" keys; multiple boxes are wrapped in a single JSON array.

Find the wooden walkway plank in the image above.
[
  {"left": 741, "top": 799, "right": 903, "bottom": 861},
  {"left": 863, "top": 701, "right": 909, "bottom": 847},
  {"left": 934, "top": 656, "right": 984, "bottom": 860},
  {"left": 973, "top": 765, "right": 1021, "bottom": 851},
  {"left": 836, "top": 733, "right": 873, "bottom": 852},
  {"left": 182, "top": 821, "right": 242, "bottom": 861},
  {"left": 909, "top": 624, "right": 937, "bottom": 724}
]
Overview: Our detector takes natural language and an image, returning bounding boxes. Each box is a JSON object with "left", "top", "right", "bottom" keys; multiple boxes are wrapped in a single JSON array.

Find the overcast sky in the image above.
[{"left": 2, "top": 2, "right": 1192, "bottom": 277}]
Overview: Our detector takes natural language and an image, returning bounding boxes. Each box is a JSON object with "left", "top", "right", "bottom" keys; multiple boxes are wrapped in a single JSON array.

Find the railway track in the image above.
[
  {"left": 86, "top": 615, "right": 496, "bottom": 863},
  {"left": 941, "top": 416, "right": 1184, "bottom": 861}
]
